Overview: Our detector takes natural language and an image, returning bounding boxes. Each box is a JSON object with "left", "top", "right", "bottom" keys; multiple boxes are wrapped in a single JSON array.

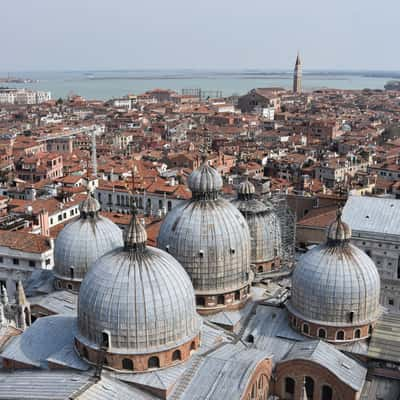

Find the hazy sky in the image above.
[{"left": 1, "top": 0, "right": 398, "bottom": 71}]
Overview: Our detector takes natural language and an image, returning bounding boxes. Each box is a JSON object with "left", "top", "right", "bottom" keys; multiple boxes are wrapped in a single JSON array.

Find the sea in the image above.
[{"left": 0, "top": 70, "right": 395, "bottom": 100}]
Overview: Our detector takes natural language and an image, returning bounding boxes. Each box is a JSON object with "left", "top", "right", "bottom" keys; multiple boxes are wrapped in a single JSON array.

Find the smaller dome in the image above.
[
  {"left": 238, "top": 173, "right": 255, "bottom": 199},
  {"left": 326, "top": 209, "right": 351, "bottom": 244},
  {"left": 79, "top": 194, "right": 100, "bottom": 216},
  {"left": 187, "top": 160, "right": 223, "bottom": 198},
  {"left": 124, "top": 212, "right": 147, "bottom": 252}
]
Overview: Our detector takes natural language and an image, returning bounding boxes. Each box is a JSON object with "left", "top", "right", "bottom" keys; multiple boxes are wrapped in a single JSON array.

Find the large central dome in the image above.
[
  {"left": 157, "top": 159, "right": 252, "bottom": 314},
  {"left": 287, "top": 210, "right": 381, "bottom": 343},
  {"left": 76, "top": 207, "right": 201, "bottom": 372}
]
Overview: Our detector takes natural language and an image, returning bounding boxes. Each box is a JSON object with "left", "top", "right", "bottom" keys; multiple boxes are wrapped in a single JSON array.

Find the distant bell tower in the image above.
[{"left": 293, "top": 52, "right": 302, "bottom": 94}]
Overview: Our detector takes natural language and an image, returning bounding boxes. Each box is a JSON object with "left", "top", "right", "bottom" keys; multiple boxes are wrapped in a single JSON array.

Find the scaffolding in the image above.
[
  {"left": 266, "top": 192, "right": 296, "bottom": 269},
  {"left": 181, "top": 88, "right": 223, "bottom": 100}
]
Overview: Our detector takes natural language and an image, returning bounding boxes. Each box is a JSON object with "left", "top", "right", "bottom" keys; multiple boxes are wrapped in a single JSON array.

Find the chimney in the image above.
[{"left": 39, "top": 209, "right": 50, "bottom": 237}]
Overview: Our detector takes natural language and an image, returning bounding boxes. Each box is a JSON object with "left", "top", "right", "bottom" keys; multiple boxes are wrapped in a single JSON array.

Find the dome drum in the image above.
[
  {"left": 287, "top": 311, "right": 375, "bottom": 343},
  {"left": 253, "top": 257, "right": 281, "bottom": 274},
  {"left": 74, "top": 334, "right": 200, "bottom": 372},
  {"left": 288, "top": 213, "right": 381, "bottom": 342},
  {"left": 195, "top": 284, "right": 251, "bottom": 315}
]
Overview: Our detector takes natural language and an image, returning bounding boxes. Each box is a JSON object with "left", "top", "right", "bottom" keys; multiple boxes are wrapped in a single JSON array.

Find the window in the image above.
[
  {"left": 67, "top": 283, "right": 73, "bottom": 290},
  {"left": 13, "top": 258, "right": 19, "bottom": 265},
  {"left": 122, "top": 358, "right": 134, "bottom": 370},
  {"left": 101, "top": 331, "right": 110, "bottom": 348},
  {"left": 58, "top": 214, "right": 62, "bottom": 222},
  {"left": 190, "top": 341, "right": 196, "bottom": 351},
  {"left": 305, "top": 377, "right": 314, "bottom": 400},
  {"left": 70, "top": 209, "right": 74, "bottom": 216},
  {"left": 50, "top": 218, "right": 53, "bottom": 225},
  {"left": 29, "top": 260, "right": 35, "bottom": 267},
  {"left": 318, "top": 328, "right": 326, "bottom": 339},
  {"left": 70, "top": 267, "right": 74, "bottom": 280},
  {"left": 0, "top": 257, "right": 3, "bottom": 263},
  {"left": 172, "top": 350, "right": 181, "bottom": 361},
  {"left": 46, "top": 259, "right": 51, "bottom": 265},
  {"left": 336, "top": 330, "right": 345, "bottom": 340},
  {"left": 235, "top": 291, "right": 240, "bottom": 301},
  {"left": 285, "top": 377, "right": 295, "bottom": 395},
  {"left": 196, "top": 297, "right": 205, "bottom": 307},
  {"left": 354, "top": 329, "right": 361, "bottom": 339},
  {"left": 246, "top": 334, "right": 254, "bottom": 343},
  {"left": 302, "top": 323, "right": 309, "bottom": 335},
  {"left": 63, "top": 212, "right": 66, "bottom": 219},
  {"left": 83, "top": 347, "right": 89, "bottom": 359},
  {"left": 148, "top": 356, "right": 160, "bottom": 369},
  {"left": 168, "top": 201, "right": 172, "bottom": 211},
  {"left": 321, "top": 385, "right": 333, "bottom": 400},
  {"left": 217, "top": 295, "right": 225, "bottom": 305},
  {"left": 389, "top": 298, "right": 394, "bottom": 306}
]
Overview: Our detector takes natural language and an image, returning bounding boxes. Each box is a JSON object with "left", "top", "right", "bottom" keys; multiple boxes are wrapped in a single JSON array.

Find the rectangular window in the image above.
[
  {"left": 13, "top": 258, "right": 19, "bottom": 265},
  {"left": 45, "top": 258, "right": 51, "bottom": 265},
  {"left": 58, "top": 215, "right": 62, "bottom": 221},
  {"left": 0, "top": 257, "right": 3, "bottom": 263},
  {"left": 29, "top": 260, "right": 35, "bottom": 267},
  {"left": 389, "top": 299, "right": 394, "bottom": 306}
]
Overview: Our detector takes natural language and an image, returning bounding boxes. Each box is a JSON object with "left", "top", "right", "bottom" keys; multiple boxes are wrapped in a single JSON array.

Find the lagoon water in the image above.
[{"left": 1, "top": 70, "right": 391, "bottom": 100}]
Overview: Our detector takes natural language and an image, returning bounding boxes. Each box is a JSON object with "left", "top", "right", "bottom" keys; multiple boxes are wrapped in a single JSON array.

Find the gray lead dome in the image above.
[
  {"left": 54, "top": 195, "right": 123, "bottom": 282},
  {"left": 288, "top": 216, "right": 381, "bottom": 326},
  {"left": 158, "top": 162, "right": 251, "bottom": 294},
  {"left": 76, "top": 212, "right": 201, "bottom": 354}
]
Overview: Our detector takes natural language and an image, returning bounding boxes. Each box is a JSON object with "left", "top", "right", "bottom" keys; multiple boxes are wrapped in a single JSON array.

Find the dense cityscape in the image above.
[{"left": 0, "top": 49, "right": 399, "bottom": 400}]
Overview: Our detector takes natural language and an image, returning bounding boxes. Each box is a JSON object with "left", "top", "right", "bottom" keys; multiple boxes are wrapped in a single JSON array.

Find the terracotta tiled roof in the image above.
[{"left": 0, "top": 230, "right": 51, "bottom": 253}]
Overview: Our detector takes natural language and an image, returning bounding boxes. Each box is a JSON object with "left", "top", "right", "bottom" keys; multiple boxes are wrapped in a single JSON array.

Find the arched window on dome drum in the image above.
[
  {"left": 101, "top": 331, "right": 110, "bottom": 349},
  {"left": 318, "top": 328, "right": 326, "bottom": 339},
  {"left": 302, "top": 323, "right": 309, "bottom": 335},
  {"left": 235, "top": 291, "right": 240, "bottom": 301},
  {"left": 122, "top": 358, "right": 134, "bottom": 370},
  {"left": 258, "top": 266, "right": 263, "bottom": 273},
  {"left": 336, "top": 330, "right": 345, "bottom": 340},
  {"left": 190, "top": 341, "right": 196, "bottom": 351},
  {"left": 172, "top": 349, "right": 181, "bottom": 361},
  {"left": 284, "top": 377, "right": 295, "bottom": 396},
  {"left": 305, "top": 377, "right": 314, "bottom": 400},
  {"left": 217, "top": 295, "right": 225, "bottom": 305},
  {"left": 148, "top": 356, "right": 160, "bottom": 369},
  {"left": 321, "top": 385, "right": 333, "bottom": 400},
  {"left": 369, "top": 325, "right": 373, "bottom": 335},
  {"left": 246, "top": 334, "right": 254, "bottom": 343},
  {"left": 196, "top": 297, "right": 205, "bottom": 307},
  {"left": 354, "top": 328, "right": 361, "bottom": 339}
]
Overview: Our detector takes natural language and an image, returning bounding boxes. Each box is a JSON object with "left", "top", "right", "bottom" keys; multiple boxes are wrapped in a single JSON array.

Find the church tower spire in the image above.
[{"left": 293, "top": 51, "right": 302, "bottom": 94}]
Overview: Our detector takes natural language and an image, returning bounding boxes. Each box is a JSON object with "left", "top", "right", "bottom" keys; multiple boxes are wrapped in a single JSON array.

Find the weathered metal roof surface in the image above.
[
  {"left": 29, "top": 290, "right": 77, "bottom": 315},
  {"left": 24, "top": 270, "right": 54, "bottom": 297},
  {"left": 180, "top": 343, "right": 270, "bottom": 400},
  {"left": 1, "top": 315, "right": 88, "bottom": 371},
  {"left": 76, "top": 373, "right": 158, "bottom": 400},
  {"left": 282, "top": 340, "right": 367, "bottom": 391},
  {"left": 0, "top": 370, "right": 92, "bottom": 399},
  {"left": 77, "top": 245, "right": 201, "bottom": 354},
  {"left": 343, "top": 195, "right": 400, "bottom": 236},
  {"left": 368, "top": 312, "right": 400, "bottom": 362}
]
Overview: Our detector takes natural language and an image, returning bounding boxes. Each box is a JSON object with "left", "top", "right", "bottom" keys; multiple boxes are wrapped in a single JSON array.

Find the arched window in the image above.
[
  {"left": 172, "top": 349, "right": 181, "bottom": 361},
  {"left": 302, "top": 323, "right": 309, "bottom": 335},
  {"left": 167, "top": 201, "right": 172, "bottom": 211},
  {"left": 305, "top": 376, "right": 314, "bottom": 400},
  {"left": 70, "top": 267, "right": 74, "bottom": 279},
  {"left": 190, "top": 341, "right": 196, "bottom": 351},
  {"left": 101, "top": 331, "right": 110, "bottom": 348},
  {"left": 284, "top": 377, "right": 295, "bottom": 395},
  {"left": 217, "top": 295, "right": 225, "bottom": 305},
  {"left": 336, "top": 330, "right": 345, "bottom": 340},
  {"left": 148, "top": 356, "right": 160, "bottom": 369},
  {"left": 321, "top": 385, "right": 333, "bottom": 400},
  {"left": 246, "top": 334, "right": 254, "bottom": 343},
  {"left": 354, "top": 328, "right": 361, "bottom": 339},
  {"left": 196, "top": 297, "right": 205, "bottom": 307},
  {"left": 122, "top": 358, "right": 134, "bottom": 370},
  {"left": 83, "top": 347, "right": 89, "bottom": 359},
  {"left": 258, "top": 266, "right": 263, "bottom": 273},
  {"left": 369, "top": 325, "right": 373, "bottom": 335},
  {"left": 318, "top": 328, "right": 326, "bottom": 339},
  {"left": 235, "top": 291, "right": 241, "bottom": 301}
]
